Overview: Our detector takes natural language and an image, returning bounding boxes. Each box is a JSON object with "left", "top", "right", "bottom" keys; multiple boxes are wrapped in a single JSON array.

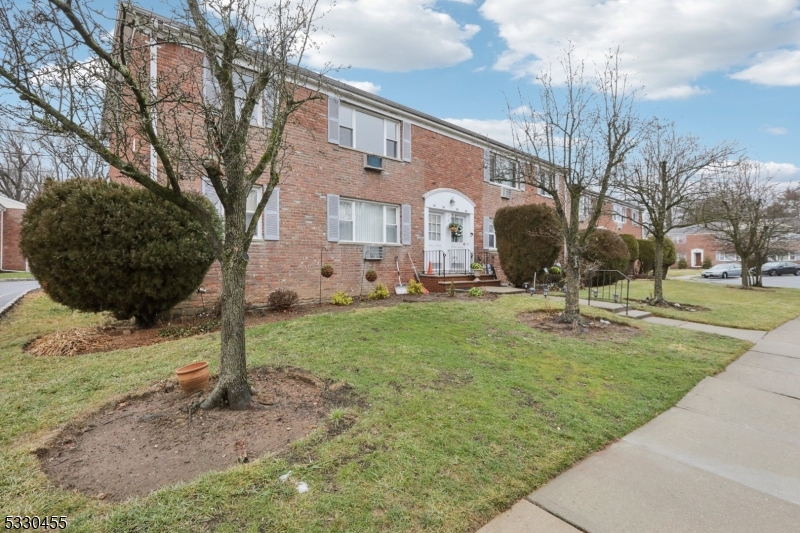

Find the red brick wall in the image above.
[
  {"left": 672, "top": 233, "right": 720, "bottom": 267},
  {"left": 113, "top": 39, "right": 653, "bottom": 311},
  {"left": 2, "top": 208, "right": 26, "bottom": 271}
]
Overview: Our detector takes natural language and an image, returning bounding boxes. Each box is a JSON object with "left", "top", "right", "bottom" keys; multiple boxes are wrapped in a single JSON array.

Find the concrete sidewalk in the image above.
[{"left": 478, "top": 315, "right": 800, "bottom": 533}]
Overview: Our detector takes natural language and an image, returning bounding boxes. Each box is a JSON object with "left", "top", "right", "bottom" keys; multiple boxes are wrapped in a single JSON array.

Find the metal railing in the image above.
[{"left": 586, "top": 269, "right": 630, "bottom": 316}]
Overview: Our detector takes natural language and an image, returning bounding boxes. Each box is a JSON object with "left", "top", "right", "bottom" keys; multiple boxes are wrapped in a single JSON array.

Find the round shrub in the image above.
[
  {"left": 678, "top": 258, "right": 688, "bottom": 269},
  {"left": 21, "top": 179, "right": 219, "bottom": 327},
  {"left": 364, "top": 269, "right": 377, "bottom": 282},
  {"left": 493, "top": 204, "right": 561, "bottom": 287},
  {"left": 638, "top": 239, "right": 655, "bottom": 275},
  {"left": 581, "top": 229, "right": 630, "bottom": 285},
  {"left": 702, "top": 257, "right": 712, "bottom": 269},
  {"left": 321, "top": 265, "right": 334, "bottom": 278},
  {"left": 619, "top": 234, "right": 639, "bottom": 274},
  {"left": 268, "top": 288, "right": 299, "bottom": 310}
]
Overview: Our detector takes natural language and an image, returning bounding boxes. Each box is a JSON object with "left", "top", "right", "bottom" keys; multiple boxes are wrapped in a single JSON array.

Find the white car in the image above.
[{"left": 701, "top": 263, "right": 742, "bottom": 279}]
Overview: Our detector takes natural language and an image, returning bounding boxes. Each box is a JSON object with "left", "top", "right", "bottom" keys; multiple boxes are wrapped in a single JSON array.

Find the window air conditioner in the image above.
[
  {"left": 364, "top": 154, "right": 384, "bottom": 171},
  {"left": 500, "top": 187, "right": 513, "bottom": 199},
  {"left": 363, "top": 246, "right": 384, "bottom": 260}
]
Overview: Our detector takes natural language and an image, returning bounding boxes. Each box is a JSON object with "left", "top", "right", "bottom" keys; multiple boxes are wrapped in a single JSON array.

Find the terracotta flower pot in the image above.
[{"left": 175, "top": 361, "right": 209, "bottom": 394}]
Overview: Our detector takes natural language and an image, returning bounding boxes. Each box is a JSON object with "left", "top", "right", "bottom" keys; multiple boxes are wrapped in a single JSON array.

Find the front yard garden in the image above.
[{"left": 1, "top": 292, "right": 749, "bottom": 532}]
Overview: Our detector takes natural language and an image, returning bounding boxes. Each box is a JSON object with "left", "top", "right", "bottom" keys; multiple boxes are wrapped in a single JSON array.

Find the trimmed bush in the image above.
[
  {"left": 661, "top": 237, "right": 677, "bottom": 278},
  {"left": 493, "top": 204, "right": 561, "bottom": 287},
  {"left": 702, "top": 258, "right": 713, "bottom": 269},
  {"left": 581, "top": 229, "right": 630, "bottom": 285},
  {"left": 678, "top": 258, "right": 688, "bottom": 269},
  {"left": 368, "top": 283, "right": 390, "bottom": 300},
  {"left": 638, "top": 239, "right": 655, "bottom": 275},
  {"left": 619, "top": 234, "right": 639, "bottom": 274},
  {"left": 331, "top": 291, "right": 353, "bottom": 306},
  {"left": 268, "top": 289, "right": 299, "bottom": 310},
  {"left": 21, "top": 179, "right": 219, "bottom": 327}
]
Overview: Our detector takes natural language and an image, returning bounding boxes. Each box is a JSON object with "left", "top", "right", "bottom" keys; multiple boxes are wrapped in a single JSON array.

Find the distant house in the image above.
[
  {"left": 0, "top": 195, "right": 26, "bottom": 271},
  {"left": 668, "top": 225, "right": 800, "bottom": 268}
]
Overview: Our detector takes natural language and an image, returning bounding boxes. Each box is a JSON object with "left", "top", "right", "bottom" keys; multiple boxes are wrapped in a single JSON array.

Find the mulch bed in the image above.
[
  {"left": 36, "top": 367, "right": 357, "bottom": 502},
  {"left": 518, "top": 311, "right": 642, "bottom": 342},
  {"left": 22, "top": 291, "right": 498, "bottom": 357}
]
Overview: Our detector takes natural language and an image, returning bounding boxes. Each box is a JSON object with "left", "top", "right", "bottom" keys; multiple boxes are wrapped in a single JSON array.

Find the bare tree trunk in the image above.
[
  {"left": 653, "top": 235, "right": 665, "bottom": 303},
  {"left": 201, "top": 254, "right": 251, "bottom": 410},
  {"left": 740, "top": 256, "right": 750, "bottom": 289},
  {"left": 561, "top": 249, "right": 583, "bottom": 325}
]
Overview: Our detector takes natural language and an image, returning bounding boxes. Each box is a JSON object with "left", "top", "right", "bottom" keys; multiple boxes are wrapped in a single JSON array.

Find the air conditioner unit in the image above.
[
  {"left": 364, "top": 154, "right": 384, "bottom": 171},
  {"left": 500, "top": 187, "right": 513, "bottom": 200},
  {"left": 363, "top": 246, "right": 384, "bottom": 260}
]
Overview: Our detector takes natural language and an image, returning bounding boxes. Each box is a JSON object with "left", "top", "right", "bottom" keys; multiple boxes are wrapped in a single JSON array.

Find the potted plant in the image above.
[
  {"left": 321, "top": 264, "right": 334, "bottom": 278},
  {"left": 175, "top": 361, "right": 210, "bottom": 394},
  {"left": 365, "top": 269, "right": 377, "bottom": 282},
  {"left": 470, "top": 262, "right": 484, "bottom": 277}
]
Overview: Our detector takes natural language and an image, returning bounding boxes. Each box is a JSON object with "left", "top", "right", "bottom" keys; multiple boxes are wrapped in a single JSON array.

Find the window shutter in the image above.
[
  {"left": 203, "top": 57, "right": 220, "bottom": 108},
  {"left": 327, "top": 95, "right": 340, "bottom": 144},
  {"left": 201, "top": 178, "right": 222, "bottom": 215},
  {"left": 263, "top": 187, "right": 279, "bottom": 240},
  {"left": 402, "top": 121, "right": 412, "bottom": 162},
  {"left": 483, "top": 149, "right": 491, "bottom": 182},
  {"left": 327, "top": 194, "right": 339, "bottom": 242},
  {"left": 263, "top": 86, "right": 275, "bottom": 129},
  {"left": 401, "top": 204, "right": 411, "bottom": 245},
  {"left": 519, "top": 162, "right": 526, "bottom": 191},
  {"left": 483, "top": 216, "right": 491, "bottom": 250}
]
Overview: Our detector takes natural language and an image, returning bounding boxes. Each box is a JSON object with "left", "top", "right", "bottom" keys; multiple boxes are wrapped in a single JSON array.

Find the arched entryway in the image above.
[{"left": 423, "top": 188, "right": 476, "bottom": 273}]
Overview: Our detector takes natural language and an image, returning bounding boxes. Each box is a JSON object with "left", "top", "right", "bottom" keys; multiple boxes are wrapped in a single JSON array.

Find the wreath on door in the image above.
[{"left": 448, "top": 221, "right": 463, "bottom": 239}]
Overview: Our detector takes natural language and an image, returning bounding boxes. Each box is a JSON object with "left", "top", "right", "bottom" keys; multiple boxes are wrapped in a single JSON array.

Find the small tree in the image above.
[
  {"left": 638, "top": 239, "right": 655, "bottom": 275},
  {"left": 21, "top": 179, "right": 218, "bottom": 326},
  {"left": 619, "top": 234, "right": 639, "bottom": 275},
  {"left": 510, "top": 46, "right": 640, "bottom": 324},
  {"left": 615, "top": 120, "right": 735, "bottom": 303},
  {"left": 493, "top": 203, "right": 561, "bottom": 287}
]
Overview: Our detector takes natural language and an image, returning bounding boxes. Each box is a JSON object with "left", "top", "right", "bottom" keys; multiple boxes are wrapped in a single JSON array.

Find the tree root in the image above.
[
  {"left": 554, "top": 313, "right": 588, "bottom": 328},
  {"left": 198, "top": 381, "right": 252, "bottom": 411}
]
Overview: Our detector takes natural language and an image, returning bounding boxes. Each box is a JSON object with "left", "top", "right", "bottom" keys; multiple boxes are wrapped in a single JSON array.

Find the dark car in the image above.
[{"left": 759, "top": 261, "right": 800, "bottom": 276}]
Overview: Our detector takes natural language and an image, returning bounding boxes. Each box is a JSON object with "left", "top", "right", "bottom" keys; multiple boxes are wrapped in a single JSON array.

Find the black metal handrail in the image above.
[{"left": 586, "top": 269, "right": 630, "bottom": 316}]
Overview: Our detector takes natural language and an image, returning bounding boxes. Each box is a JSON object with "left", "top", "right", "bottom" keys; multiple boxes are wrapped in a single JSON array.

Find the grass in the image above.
[
  {"left": 619, "top": 279, "right": 800, "bottom": 330},
  {"left": 0, "top": 293, "right": 751, "bottom": 532},
  {"left": 0, "top": 271, "right": 33, "bottom": 280},
  {"left": 664, "top": 269, "right": 702, "bottom": 278}
]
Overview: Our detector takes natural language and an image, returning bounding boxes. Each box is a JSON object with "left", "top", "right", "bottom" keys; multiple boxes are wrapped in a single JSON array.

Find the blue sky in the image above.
[{"left": 58, "top": 0, "right": 800, "bottom": 186}]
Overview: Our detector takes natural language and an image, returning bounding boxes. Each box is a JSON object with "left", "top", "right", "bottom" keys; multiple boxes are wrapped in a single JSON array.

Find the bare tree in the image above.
[
  {"left": 691, "top": 160, "right": 797, "bottom": 288},
  {"left": 0, "top": 120, "right": 47, "bottom": 202},
  {"left": 0, "top": 0, "right": 325, "bottom": 410},
  {"left": 509, "top": 46, "right": 641, "bottom": 324},
  {"left": 616, "top": 120, "right": 736, "bottom": 303}
]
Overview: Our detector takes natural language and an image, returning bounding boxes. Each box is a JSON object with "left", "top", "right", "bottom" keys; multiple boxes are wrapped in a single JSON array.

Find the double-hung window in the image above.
[
  {"left": 486, "top": 218, "right": 496, "bottom": 249},
  {"left": 339, "top": 104, "right": 400, "bottom": 158},
  {"left": 631, "top": 209, "right": 640, "bottom": 226},
  {"left": 491, "top": 154, "right": 518, "bottom": 189},
  {"left": 338, "top": 199, "right": 399, "bottom": 244},
  {"left": 668, "top": 234, "right": 686, "bottom": 244},
  {"left": 204, "top": 59, "right": 272, "bottom": 128},
  {"left": 580, "top": 196, "right": 592, "bottom": 220},
  {"left": 716, "top": 252, "right": 740, "bottom": 262},
  {"left": 612, "top": 205, "right": 626, "bottom": 224},
  {"left": 246, "top": 187, "right": 263, "bottom": 239}
]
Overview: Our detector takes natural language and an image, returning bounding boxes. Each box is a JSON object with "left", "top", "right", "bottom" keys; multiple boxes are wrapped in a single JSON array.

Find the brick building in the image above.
[
  {"left": 0, "top": 195, "right": 26, "bottom": 272},
  {"left": 111, "top": 6, "right": 643, "bottom": 309},
  {"left": 667, "top": 225, "right": 800, "bottom": 268}
]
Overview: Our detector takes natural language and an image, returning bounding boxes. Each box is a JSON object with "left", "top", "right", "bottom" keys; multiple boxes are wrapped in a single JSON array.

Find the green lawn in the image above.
[
  {"left": 621, "top": 279, "right": 800, "bottom": 330},
  {"left": 664, "top": 269, "right": 702, "bottom": 278},
  {"left": 1, "top": 293, "right": 749, "bottom": 532},
  {"left": 0, "top": 271, "right": 33, "bottom": 280}
]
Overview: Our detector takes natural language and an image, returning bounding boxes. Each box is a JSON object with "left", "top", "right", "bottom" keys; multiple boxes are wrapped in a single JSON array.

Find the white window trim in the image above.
[
  {"left": 612, "top": 204, "right": 626, "bottom": 224},
  {"left": 489, "top": 153, "right": 522, "bottom": 191},
  {"left": 203, "top": 58, "right": 270, "bottom": 129},
  {"left": 668, "top": 234, "right": 686, "bottom": 244},
  {"left": 487, "top": 218, "right": 496, "bottom": 250},
  {"left": 716, "top": 251, "right": 740, "bottom": 262},
  {"left": 339, "top": 103, "right": 401, "bottom": 159},
  {"left": 338, "top": 198, "right": 401, "bottom": 245},
  {"left": 247, "top": 186, "right": 264, "bottom": 239}
]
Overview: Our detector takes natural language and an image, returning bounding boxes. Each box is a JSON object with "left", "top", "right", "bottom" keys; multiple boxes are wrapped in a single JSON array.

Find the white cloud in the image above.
[
  {"left": 765, "top": 126, "right": 789, "bottom": 135},
  {"left": 731, "top": 49, "right": 800, "bottom": 86},
  {"left": 763, "top": 162, "right": 800, "bottom": 182},
  {"left": 307, "top": 0, "right": 480, "bottom": 72},
  {"left": 479, "top": 0, "right": 800, "bottom": 98},
  {"left": 443, "top": 117, "right": 515, "bottom": 146},
  {"left": 335, "top": 79, "right": 381, "bottom": 94}
]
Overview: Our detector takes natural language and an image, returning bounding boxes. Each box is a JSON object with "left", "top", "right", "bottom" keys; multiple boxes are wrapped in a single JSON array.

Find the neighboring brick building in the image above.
[
  {"left": 667, "top": 225, "right": 800, "bottom": 268},
  {"left": 0, "top": 195, "right": 26, "bottom": 272},
  {"left": 110, "top": 6, "right": 643, "bottom": 308}
]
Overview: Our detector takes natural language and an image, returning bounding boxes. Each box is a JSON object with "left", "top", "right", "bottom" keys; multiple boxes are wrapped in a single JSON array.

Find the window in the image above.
[
  {"left": 612, "top": 205, "right": 626, "bottom": 224},
  {"left": 491, "top": 154, "right": 519, "bottom": 189},
  {"left": 631, "top": 210, "right": 640, "bottom": 226},
  {"left": 716, "top": 252, "right": 740, "bottom": 262},
  {"left": 428, "top": 213, "right": 442, "bottom": 241},
  {"left": 770, "top": 253, "right": 798, "bottom": 261},
  {"left": 338, "top": 198, "right": 399, "bottom": 244},
  {"left": 246, "top": 187, "right": 263, "bottom": 238},
  {"left": 486, "top": 218, "right": 496, "bottom": 249},
  {"left": 580, "top": 196, "right": 592, "bottom": 220},
  {"left": 668, "top": 234, "right": 686, "bottom": 244},
  {"left": 203, "top": 60, "right": 272, "bottom": 128},
  {"left": 451, "top": 215, "right": 464, "bottom": 243},
  {"left": 339, "top": 104, "right": 399, "bottom": 158}
]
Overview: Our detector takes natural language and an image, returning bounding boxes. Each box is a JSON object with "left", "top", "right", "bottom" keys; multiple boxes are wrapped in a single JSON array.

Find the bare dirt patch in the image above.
[
  {"left": 23, "top": 291, "right": 498, "bottom": 357},
  {"left": 518, "top": 311, "right": 641, "bottom": 342},
  {"left": 36, "top": 367, "right": 355, "bottom": 502},
  {"left": 631, "top": 299, "right": 710, "bottom": 313}
]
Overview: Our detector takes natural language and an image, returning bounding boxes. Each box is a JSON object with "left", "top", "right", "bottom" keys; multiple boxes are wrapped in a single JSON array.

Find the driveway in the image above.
[
  {"left": 686, "top": 274, "right": 800, "bottom": 289},
  {"left": 0, "top": 280, "right": 40, "bottom": 313}
]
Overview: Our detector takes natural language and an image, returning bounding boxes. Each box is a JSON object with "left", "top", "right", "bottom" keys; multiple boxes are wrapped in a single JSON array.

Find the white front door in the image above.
[
  {"left": 446, "top": 213, "right": 471, "bottom": 272},
  {"left": 423, "top": 188, "right": 476, "bottom": 274}
]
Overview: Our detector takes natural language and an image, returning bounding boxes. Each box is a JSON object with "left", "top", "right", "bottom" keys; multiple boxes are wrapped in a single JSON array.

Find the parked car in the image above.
[
  {"left": 702, "top": 263, "right": 742, "bottom": 279},
  {"left": 754, "top": 261, "right": 800, "bottom": 276}
]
